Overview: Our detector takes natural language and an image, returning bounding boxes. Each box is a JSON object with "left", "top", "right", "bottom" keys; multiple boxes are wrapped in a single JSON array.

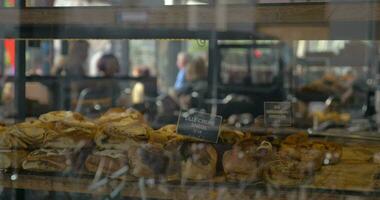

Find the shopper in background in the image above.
[
  {"left": 174, "top": 52, "right": 191, "bottom": 91},
  {"left": 97, "top": 54, "right": 120, "bottom": 77},
  {"left": 51, "top": 40, "right": 89, "bottom": 76},
  {"left": 78, "top": 53, "right": 122, "bottom": 112},
  {"left": 177, "top": 57, "right": 208, "bottom": 110}
]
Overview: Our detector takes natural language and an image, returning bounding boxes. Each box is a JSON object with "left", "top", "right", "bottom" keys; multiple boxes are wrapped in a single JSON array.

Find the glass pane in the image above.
[{"left": 1, "top": 1, "right": 380, "bottom": 200}]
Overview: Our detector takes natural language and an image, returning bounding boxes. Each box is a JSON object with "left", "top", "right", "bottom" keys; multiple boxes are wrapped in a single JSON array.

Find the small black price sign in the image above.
[
  {"left": 264, "top": 101, "right": 292, "bottom": 127},
  {"left": 177, "top": 110, "right": 222, "bottom": 143}
]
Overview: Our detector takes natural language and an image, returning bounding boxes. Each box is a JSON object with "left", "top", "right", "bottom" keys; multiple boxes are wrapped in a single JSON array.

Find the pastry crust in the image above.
[
  {"left": 96, "top": 108, "right": 144, "bottom": 125},
  {"left": 94, "top": 119, "right": 152, "bottom": 151},
  {"left": 22, "top": 149, "right": 73, "bottom": 173},
  {"left": 39, "top": 111, "right": 96, "bottom": 129},
  {"left": 0, "top": 150, "right": 28, "bottom": 169},
  {"left": 180, "top": 143, "right": 217, "bottom": 180},
  {"left": 85, "top": 150, "right": 128, "bottom": 175},
  {"left": 0, "top": 120, "right": 53, "bottom": 149}
]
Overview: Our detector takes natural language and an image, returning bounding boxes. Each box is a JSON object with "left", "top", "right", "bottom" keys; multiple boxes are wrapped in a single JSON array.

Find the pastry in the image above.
[
  {"left": 39, "top": 111, "right": 96, "bottom": 149},
  {"left": 43, "top": 129, "right": 94, "bottom": 149},
  {"left": 180, "top": 142, "right": 217, "bottom": 180},
  {"left": 94, "top": 118, "right": 152, "bottom": 151},
  {"left": 0, "top": 120, "right": 53, "bottom": 149},
  {"left": 282, "top": 132, "right": 308, "bottom": 146},
  {"left": 39, "top": 111, "right": 96, "bottom": 129},
  {"left": 219, "top": 127, "right": 246, "bottom": 144},
  {"left": 223, "top": 139, "right": 259, "bottom": 181},
  {"left": 0, "top": 129, "right": 28, "bottom": 149},
  {"left": 128, "top": 143, "right": 170, "bottom": 178},
  {"left": 96, "top": 108, "right": 144, "bottom": 125},
  {"left": 22, "top": 149, "right": 73, "bottom": 173},
  {"left": 310, "top": 141, "right": 342, "bottom": 165},
  {"left": 85, "top": 149, "right": 129, "bottom": 175},
  {"left": 263, "top": 159, "right": 306, "bottom": 186},
  {"left": 149, "top": 124, "right": 184, "bottom": 144},
  {"left": 0, "top": 150, "right": 28, "bottom": 169},
  {"left": 223, "top": 139, "right": 275, "bottom": 182}
]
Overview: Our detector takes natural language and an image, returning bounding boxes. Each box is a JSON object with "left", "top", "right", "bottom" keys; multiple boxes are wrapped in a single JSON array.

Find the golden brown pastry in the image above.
[
  {"left": 96, "top": 108, "right": 144, "bottom": 125},
  {"left": 149, "top": 124, "right": 184, "bottom": 144},
  {"left": 0, "top": 150, "right": 28, "bottom": 169},
  {"left": 22, "top": 149, "right": 73, "bottom": 173},
  {"left": 43, "top": 129, "right": 94, "bottom": 149},
  {"left": 39, "top": 111, "right": 96, "bottom": 129},
  {"left": 0, "top": 120, "right": 54, "bottom": 149},
  {"left": 180, "top": 142, "right": 217, "bottom": 180},
  {"left": 0, "top": 129, "right": 28, "bottom": 149},
  {"left": 85, "top": 150, "right": 128, "bottom": 175},
  {"left": 39, "top": 111, "right": 96, "bottom": 149},
  {"left": 94, "top": 118, "right": 152, "bottom": 151}
]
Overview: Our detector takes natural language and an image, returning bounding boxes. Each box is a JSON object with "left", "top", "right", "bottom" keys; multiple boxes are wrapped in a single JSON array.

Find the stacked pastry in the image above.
[
  {"left": 22, "top": 111, "right": 96, "bottom": 173},
  {"left": 0, "top": 120, "right": 50, "bottom": 170},
  {"left": 263, "top": 132, "right": 342, "bottom": 186},
  {"left": 85, "top": 109, "right": 140, "bottom": 177}
]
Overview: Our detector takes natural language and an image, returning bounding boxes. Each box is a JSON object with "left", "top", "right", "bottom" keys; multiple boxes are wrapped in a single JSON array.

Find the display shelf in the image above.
[
  {"left": 0, "top": 173, "right": 379, "bottom": 199},
  {"left": 0, "top": 2, "right": 380, "bottom": 39}
]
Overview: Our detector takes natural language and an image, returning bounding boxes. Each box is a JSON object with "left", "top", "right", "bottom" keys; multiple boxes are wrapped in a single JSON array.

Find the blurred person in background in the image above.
[
  {"left": 51, "top": 40, "right": 89, "bottom": 76},
  {"left": 51, "top": 40, "right": 90, "bottom": 109},
  {"left": 77, "top": 53, "right": 122, "bottom": 113},
  {"left": 174, "top": 52, "right": 191, "bottom": 92},
  {"left": 177, "top": 57, "right": 208, "bottom": 110}
]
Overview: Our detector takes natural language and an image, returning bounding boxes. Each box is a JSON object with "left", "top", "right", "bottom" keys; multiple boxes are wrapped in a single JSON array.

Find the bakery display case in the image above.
[{"left": 1, "top": 1, "right": 380, "bottom": 200}]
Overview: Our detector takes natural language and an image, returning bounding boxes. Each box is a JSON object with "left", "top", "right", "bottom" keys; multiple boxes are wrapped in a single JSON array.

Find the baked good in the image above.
[
  {"left": 94, "top": 118, "right": 152, "bottom": 151},
  {"left": 128, "top": 143, "right": 170, "bottom": 178},
  {"left": 219, "top": 127, "right": 246, "bottom": 144},
  {"left": 96, "top": 108, "right": 144, "bottom": 125},
  {"left": 22, "top": 149, "right": 73, "bottom": 173},
  {"left": 0, "top": 120, "right": 53, "bottom": 149},
  {"left": 0, "top": 150, "right": 28, "bottom": 169},
  {"left": 280, "top": 133, "right": 341, "bottom": 166},
  {"left": 282, "top": 132, "right": 309, "bottom": 146},
  {"left": 39, "top": 111, "right": 95, "bottom": 129},
  {"left": 149, "top": 124, "right": 184, "bottom": 144},
  {"left": 310, "top": 141, "right": 342, "bottom": 165},
  {"left": 39, "top": 111, "right": 96, "bottom": 149},
  {"left": 263, "top": 159, "right": 306, "bottom": 186},
  {"left": 85, "top": 149, "right": 128, "bottom": 175},
  {"left": 180, "top": 142, "right": 217, "bottom": 180},
  {"left": 0, "top": 129, "right": 28, "bottom": 149},
  {"left": 223, "top": 139, "right": 259, "bottom": 181}
]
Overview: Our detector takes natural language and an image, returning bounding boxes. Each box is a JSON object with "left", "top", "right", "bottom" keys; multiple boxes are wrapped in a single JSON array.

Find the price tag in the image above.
[
  {"left": 264, "top": 102, "right": 292, "bottom": 127},
  {"left": 177, "top": 110, "right": 222, "bottom": 143}
]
